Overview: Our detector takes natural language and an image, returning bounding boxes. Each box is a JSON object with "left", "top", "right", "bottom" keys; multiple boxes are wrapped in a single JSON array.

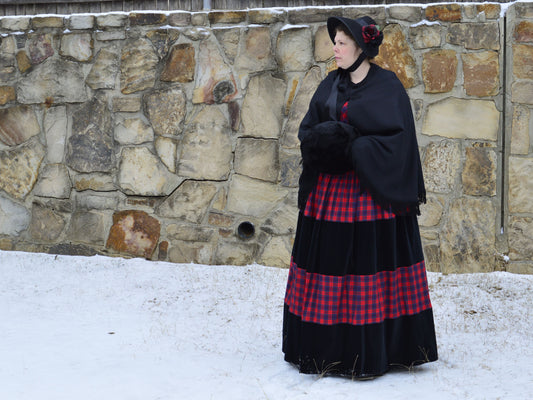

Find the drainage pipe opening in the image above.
[{"left": 237, "top": 221, "right": 255, "bottom": 240}]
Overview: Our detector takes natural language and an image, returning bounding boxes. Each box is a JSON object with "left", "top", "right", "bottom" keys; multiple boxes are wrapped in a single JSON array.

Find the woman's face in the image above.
[{"left": 333, "top": 30, "right": 362, "bottom": 69}]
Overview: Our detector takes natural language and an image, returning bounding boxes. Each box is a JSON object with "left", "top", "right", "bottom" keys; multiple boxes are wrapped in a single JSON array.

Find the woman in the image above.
[{"left": 282, "top": 16, "right": 438, "bottom": 378}]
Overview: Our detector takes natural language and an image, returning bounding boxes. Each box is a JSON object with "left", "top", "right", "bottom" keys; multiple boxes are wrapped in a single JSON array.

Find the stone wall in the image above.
[{"left": 0, "top": 2, "right": 531, "bottom": 273}]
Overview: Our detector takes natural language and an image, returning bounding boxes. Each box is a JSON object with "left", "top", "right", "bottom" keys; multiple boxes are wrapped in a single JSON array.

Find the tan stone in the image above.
[
  {"left": 425, "top": 5, "right": 461, "bottom": 22},
  {"left": 0, "top": 86, "right": 15, "bottom": 105},
  {"left": 422, "top": 140, "right": 461, "bottom": 193},
  {"left": 69, "top": 15, "right": 94, "bottom": 30},
  {"left": 374, "top": 24, "right": 417, "bottom": 89},
  {"left": 32, "top": 16, "right": 64, "bottom": 28},
  {"left": 167, "top": 12, "right": 191, "bottom": 26},
  {"left": 29, "top": 203, "right": 66, "bottom": 242},
  {"left": 208, "top": 10, "right": 246, "bottom": 24},
  {"left": 168, "top": 240, "right": 214, "bottom": 264},
  {"left": 112, "top": 97, "right": 141, "bottom": 113},
  {"left": 513, "top": 44, "right": 533, "bottom": 79},
  {"left": 419, "top": 194, "right": 444, "bottom": 227},
  {"left": 214, "top": 240, "right": 260, "bottom": 266},
  {"left": 213, "top": 27, "right": 240, "bottom": 63},
  {"left": 422, "top": 49, "right": 457, "bottom": 93},
  {"left": 193, "top": 38, "right": 238, "bottom": 104},
  {"left": 235, "top": 26, "right": 275, "bottom": 73},
  {"left": 509, "top": 157, "right": 533, "bottom": 214},
  {"left": 106, "top": 210, "right": 161, "bottom": 259},
  {"left": 423, "top": 243, "right": 441, "bottom": 272},
  {"left": 1, "top": 16, "right": 30, "bottom": 31},
  {"left": 422, "top": 98, "right": 499, "bottom": 140},
  {"left": 314, "top": 25, "right": 334, "bottom": 62},
  {"left": 60, "top": 33, "right": 93, "bottom": 62},
  {"left": 155, "top": 136, "right": 177, "bottom": 173},
  {"left": 157, "top": 180, "right": 218, "bottom": 223},
  {"left": 16, "top": 51, "right": 31, "bottom": 73},
  {"left": 515, "top": 3, "right": 533, "bottom": 19},
  {"left": 512, "top": 81, "right": 533, "bottom": 104},
  {"left": 114, "top": 118, "right": 154, "bottom": 145},
  {"left": 508, "top": 216, "right": 533, "bottom": 261},
  {"left": 0, "top": 105, "right": 40, "bottom": 146},
  {"left": 208, "top": 212, "right": 234, "bottom": 228},
  {"left": 249, "top": 9, "right": 285, "bottom": 24},
  {"left": 161, "top": 43, "right": 195, "bottom": 83},
  {"left": 33, "top": 164, "right": 71, "bottom": 199},
  {"left": 44, "top": 106, "right": 67, "bottom": 164},
  {"left": 514, "top": 21, "right": 533, "bottom": 43},
  {"left": 241, "top": 73, "right": 286, "bottom": 139},
  {"left": 259, "top": 236, "right": 291, "bottom": 268},
  {"left": 476, "top": 4, "right": 501, "bottom": 20},
  {"left": 178, "top": 106, "right": 232, "bottom": 180},
  {"left": 145, "top": 87, "right": 186, "bottom": 136},
  {"left": 279, "top": 149, "right": 302, "bottom": 188},
  {"left": 235, "top": 138, "right": 279, "bottom": 183},
  {"left": 262, "top": 193, "right": 299, "bottom": 235},
  {"left": 0, "top": 196, "right": 31, "bottom": 236},
  {"left": 96, "top": 13, "right": 127, "bottom": 28},
  {"left": 462, "top": 147, "right": 497, "bottom": 196},
  {"left": 462, "top": 51, "right": 499, "bottom": 97},
  {"left": 511, "top": 105, "right": 530, "bottom": 155},
  {"left": 447, "top": 23, "right": 500, "bottom": 50},
  {"left": 129, "top": 12, "right": 166, "bottom": 26},
  {"left": 507, "top": 262, "right": 533, "bottom": 275},
  {"left": 67, "top": 210, "right": 108, "bottom": 245},
  {"left": 440, "top": 197, "right": 497, "bottom": 273},
  {"left": 146, "top": 29, "right": 180, "bottom": 60},
  {"left": 86, "top": 47, "right": 120, "bottom": 90},
  {"left": 227, "top": 174, "right": 289, "bottom": 217},
  {"left": 120, "top": 39, "right": 159, "bottom": 94},
  {"left": 166, "top": 224, "right": 214, "bottom": 243},
  {"left": 409, "top": 24, "right": 442, "bottom": 49},
  {"left": 388, "top": 5, "right": 422, "bottom": 22},
  {"left": 281, "top": 66, "right": 322, "bottom": 149},
  {"left": 276, "top": 26, "right": 313, "bottom": 72},
  {"left": 72, "top": 173, "right": 115, "bottom": 192}
]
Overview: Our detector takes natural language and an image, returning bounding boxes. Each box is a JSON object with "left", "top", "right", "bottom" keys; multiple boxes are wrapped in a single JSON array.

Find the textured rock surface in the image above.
[
  {"left": 422, "top": 49, "right": 457, "bottom": 93},
  {"left": 462, "top": 51, "right": 499, "bottom": 97},
  {"left": 0, "top": 105, "right": 40, "bottom": 146},
  {"left": 145, "top": 87, "right": 187, "bottom": 136},
  {"left": 120, "top": 39, "right": 159, "bottom": 94},
  {"left": 0, "top": 196, "right": 31, "bottom": 236},
  {"left": 423, "top": 140, "right": 461, "bottom": 193},
  {"left": 276, "top": 26, "right": 313, "bottom": 72}
]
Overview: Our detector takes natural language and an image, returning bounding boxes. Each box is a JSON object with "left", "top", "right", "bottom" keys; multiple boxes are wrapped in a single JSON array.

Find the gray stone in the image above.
[
  {"left": 314, "top": 25, "right": 334, "bottom": 62},
  {"left": 259, "top": 236, "right": 291, "bottom": 268},
  {"left": 72, "top": 173, "right": 115, "bottom": 192},
  {"left": 33, "top": 164, "right": 71, "bottom": 199},
  {"left": 168, "top": 240, "right": 214, "bottom": 264},
  {"left": 147, "top": 29, "right": 181, "bottom": 60},
  {"left": 112, "top": 97, "right": 141, "bottom": 113},
  {"left": 511, "top": 105, "right": 530, "bottom": 155},
  {"left": 95, "top": 31, "right": 126, "bottom": 41},
  {"left": 388, "top": 5, "right": 422, "bottom": 22},
  {"left": 166, "top": 224, "right": 215, "bottom": 242},
  {"left": 214, "top": 240, "right": 260, "bottom": 266},
  {"left": 44, "top": 106, "right": 67, "bottom": 164},
  {"left": 1, "top": 17, "right": 31, "bottom": 31},
  {"left": 145, "top": 87, "right": 186, "bottom": 136},
  {"left": 276, "top": 26, "right": 313, "bottom": 72},
  {"left": 155, "top": 136, "right": 177, "bottom": 173},
  {"left": 281, "top": 66, "right": 322, "bottom": 149},
  {"left": 227, "top": 174, "right": 289, "bottom": 217},
  {"left": 509, "top": 157, "right": 533, "bottom": 214},
  {"left": 74, "top": 191, "right": 121, "bottom": 210},
  {"left": 234, "top": 138, "right": 279, "bottom": 183},
  {"left": 118, "top": 147, "right": 181, "bottom": 196},
  {"left": 158, "top": 180, "right": 218, "bottom": 223},
  {"left": 241, "top": 73, "right": 286, "bottom": 139},
  {"left": 0, "top": 105, "right": 40, "bottom": 146},
  {"left": 418, "top": 194, "right": 444, "bottom": 227},
  {"left": 183, "top": 27, "right": 210, "bottom": 40},
  {"left": 440, "top": 197, "right": 497, "bottom": 273},
  {"left": 511, "top": 81, "right": 533, "bottom": 105},
  {"left": 178, "top": 107, "right": 232, "bottom": 180},
  {"left": 462, "top": 146, "right": 497, "bottom": 196},
  {"left": 86, "top": 47, "right": 120, "bottom": 90},
  {"left": 66, "top": 93, "right": 114, "bottom": 173},
  {"left": 67, "top": 211, "right": 108, "bottom": 245},
  {"left": 508, "top": 216, "right": 533, "bottom": 262},
  {"left": 167, "top": 12, "right": 191, "bottom": 26},
  {"left": 27, "top": 34, "right": 54, "bottom": 65},
  {"left": 29, "top": 202, "right": 66, "bottom": 242},
  {"left": 279, "top": 149, "right": 301, "bottom": 187},
  {"left": 262, "top": 192, "right": 299, "bottom": 235},
  {"left": 234, "top": 26, "right": 275, "bottom": 73},
  {"left": 96, "top": 13, "right": 128, "bottom": 28},
  {"left": 17, "top": 58, "right": 88, "bottom": 104},
  {"left": 0, "top": 139, "right": 45, "bottom": 199},
  {"left": 114, "top": 117, "right": 154, "bottom": 145},
  {"left": 409, "top": 24, "right": 442, "bottom": 49},
  {"left": 446, "top": 22, "right": 500, "bottom": 50},
  {"left": 60, "top": 33, "right": 93, "bottom": 62},
  {"left": 213, "top": 27, "right": 240, "bottom": 64},
  {"left": 422, "top": 140, "right": 461, "bottom": 193},
  {"left": 69, "top": 15, "right": 94, "bottom": 30},
  {"left": 120, "top": 38, "right": 159, "bottom": 94},
  {"left": 0, "top": 195, "right": 31, "bottom": 236}
]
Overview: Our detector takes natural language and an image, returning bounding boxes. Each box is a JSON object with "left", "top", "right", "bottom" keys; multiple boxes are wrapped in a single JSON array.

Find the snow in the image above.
[{"left": 1, "top": 250, "right": 532, "bottom": 399}]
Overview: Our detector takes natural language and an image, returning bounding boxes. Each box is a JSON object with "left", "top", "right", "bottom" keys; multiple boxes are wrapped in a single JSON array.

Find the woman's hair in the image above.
[{"left": 335, "top": 24, "right": 356, "bottom": 43}]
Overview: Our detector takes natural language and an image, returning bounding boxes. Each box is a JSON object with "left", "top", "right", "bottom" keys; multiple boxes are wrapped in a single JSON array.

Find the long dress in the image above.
[{"left": 282, "top": 66, "right": 438, "bottom": 378}]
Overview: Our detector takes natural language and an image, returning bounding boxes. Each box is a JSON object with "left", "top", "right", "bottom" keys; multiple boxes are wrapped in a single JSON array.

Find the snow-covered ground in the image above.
[{"left": 1, "top": 249, "right": 531, "bottom": 399}]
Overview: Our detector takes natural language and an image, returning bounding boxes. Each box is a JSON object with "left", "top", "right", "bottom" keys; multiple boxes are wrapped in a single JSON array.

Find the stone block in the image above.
[
  {"left": 28, "top": 33, "right": 54, "bottom": 65},
  {"left": 259, "top": 236, "right": 291, "bottom": 268},
  {"left": 476, "top": 4, "right": 501, "bottom": 20},
  {"left": 510, "top": 105, "right": 530, "bottom": 155},
  {"left": 422, "top": 98, "right": 499, "bottom": 141},
  {"left": 167, "top": 12, "right": 191, "bottom": 26},
  {"left": 96, "top": 13, "right": 128, "bottom": 28},
  {"left": 168, "top": 240, "right": 214, "bottom": 264},
  {"left": 508, "top": 216, "right": 533, "bottom": 261},
  {"left": 507, "top": 262, "right": 533, "bottom": 275},
  {"left": 145, "top": 87, "right": 186, "bottom": 136},
  {"left": 72, "top": 173, "right": 115, "bottom": 192},
  {"left": 288, "top": 7, "right": 339, "bottom": 24},
  {"left": 95, "top": 31, "right": 126, "bottom": 41},
  {"left": 146, "top": 29, "right": 180, "bottom": 60},
  {"left": 0, "top": 86, "right": 15, "bottom": 105},
  {"left": 213, "top": 27, "right": 240, "bottom": 63},
  {"left": 422, "top": 140, "right": 461, "bottom": 193},
  {"left": 191, "top": 12, "right": 208, "bottom": 26},
  {"left": 514, "top": 21, "right": 533, "bottom": 43},
  {"left": 513, "top": 44, "right": 533, "bottom": 79},
  {"left": 235, "top": 138, "right": 279, "bottom": 183},
  {"left": 214, "top": 240, "right": 259, "bottom": 266},
  {"left": 161, "top": 43, "right": 195, "bottom": 82},
  {"left": 16, "top": 51, "right": 31, "bottom": 73},
  {"left": 276, "top": 26, "right": 313, "bottom": 72},
  {"left": 33, "top": 164, "right": 72, "bottom": 199},
  {"left": 29, "top": 202, "right": 66, "bottom": 242},
  {"left": 241, "top": 73, "right": 286, "bottom": 139},
  {"left": 262, "top": 193, "right": 298, "bottom": 235},
  {"left": 423, "top": 49, "right": 457, "bottom": 93},
  {"left": 106, "top": 210, "right": 160, "bottom": 259},
  {"left": 425, "top": 4, "right": 462, "bottom": 22},
  {"left": 462, "top": 51, "right": 500, "bottom": 97},
  {"left": 166, "top": 224, "right": 214, "bottom": 243},
  {"left": 0, "top": 105, "right": 40, "bottom": 146},
  {"left": 234, "top": 26, "right": 275, "bottom": 73},
  {"left": 462, "top": 147, "right": 497, "bottom": 196},
  {"left": 515, "top": 2, "right": 533, "bottom": 19},
  {"left": 48, "top": 243, "right": 98, "bottom": 257},
  {"left": 509, "top": 157, "right": 533, "bottom": 213},
  {"left": 409, "top": 24, "right": 442, "bottom": 49},
  {"left": 67, "top": 210, "right": 108, "bottom": 245},
  {"left": 248, "top": 9, "right": 285, "bottom": 24},
  {"left": 155, "top": 136, "right": 177, "bottom": 173},
  {"left": 511, "top": 81, "right": 533, "bottom": 104},
  {"left": 112, "top": 97, "right": 141, "bottom": 113},
  {"left": 74, "top": 190, "right": 121, "bottom": 211},
  {"left": 158, "top": 180, "right": 217, "bottom": 223},
  {"left": 374, "top": 24, "right": 417, "bottom": 89},
  {"left": 314, "top": 25, "right": 334, "bottom": 62},
  {"left": 440, "top": 197, "right": 497, "bottom": 273},
  {"left": 208, "top": 212, "right": 234, "bottom": 228},
  {"left": 44, "top": 106, "right": 67, "bottom": 164},
  {"left": 114, "top": 118, "right": 154, "bottom": 145},
  {"left": 419, "top": 194, "right": 444, "bottom": 227},
  {"left": 32, "top": 16, "right": 64, "bottom": 29},
  {"left": 227, "top": 174, "right": 289, "bottom": 217},
  {"left": 279, "top": 150, "right": 301, "bottom": 188},
  {"left": 208, "top": 11, "right": 246, "bottom": 24},
  {"left": 118, "top": 147, "right": 181, "bottom": 196},
  {"left": 447, "top": 22, "right": 500, "bottom": 50},
  {"left": 388, "top": 5, "right": 422, "bottom": 22},
  {"left": 0, "top": 195, "right": 30, "bottom": 236},
  {"left": 1, "top": 17, "right": 30, "bottom": 31},
  {"left": 120, "top": 38, "right": 159, "bottom": 94},
  {"left": 129, "top": 12, "right": 166, "bottom": 26},
  {"left": 178, "top": 107, "right": 232, "bottom": 181},
  {"left": 69, "top": 15, "right": 94, "bottom": 30},
  {"left": 343, "top": 7, "right": 387, "bottom": 25},
  {"left": 60, "top": 33, "right": 93, "bottom": 62}
]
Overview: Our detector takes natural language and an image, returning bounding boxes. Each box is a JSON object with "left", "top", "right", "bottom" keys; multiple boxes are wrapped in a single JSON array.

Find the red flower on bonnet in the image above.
[{"left": 362, "top": 24, "right": 381, "bottom": 44}]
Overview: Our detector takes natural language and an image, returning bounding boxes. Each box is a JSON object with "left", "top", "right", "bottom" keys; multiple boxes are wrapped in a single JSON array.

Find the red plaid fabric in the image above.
[
  {"left": 284, "top": 259, "right": 432, "bottom": 326},
  {"left": 304, "top": 171, "right": 395, "bottom": 222}
]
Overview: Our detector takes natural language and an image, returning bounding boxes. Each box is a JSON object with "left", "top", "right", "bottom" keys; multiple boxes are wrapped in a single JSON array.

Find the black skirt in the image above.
[{"left": 283, "top": 171, "right": 438, "bottom": 378}]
